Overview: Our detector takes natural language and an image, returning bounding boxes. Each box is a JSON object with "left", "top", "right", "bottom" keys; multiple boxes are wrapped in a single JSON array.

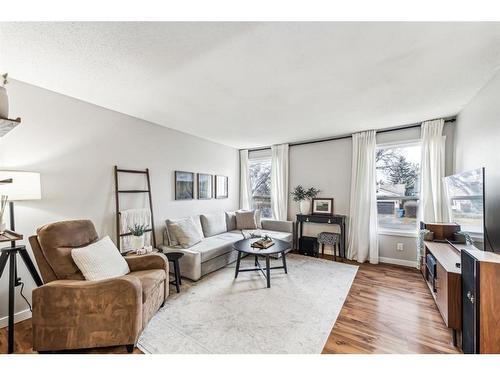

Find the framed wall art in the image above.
[
  {"left": 175, "top": 171, "right": 195, "bottom": 200},
  {"left": 215, "top": 175, "right": 228, "bottom": 199},
  {"left": 197, "top": 173, "right": 213, "bottom": 199}
]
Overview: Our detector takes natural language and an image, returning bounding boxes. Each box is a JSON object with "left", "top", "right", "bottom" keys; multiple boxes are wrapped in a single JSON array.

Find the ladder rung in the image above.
[
  {"left": 118, "top": 190, "right": 149, "bottom": 193},
  {"left": 119, "top": 228, "right": 153, "bottom": 237},
  {"left": 116, "top": 169, "right": 148, "bottom": 174}
]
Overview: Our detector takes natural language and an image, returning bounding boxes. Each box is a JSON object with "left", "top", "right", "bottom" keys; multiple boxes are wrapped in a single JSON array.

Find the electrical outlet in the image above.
[{"left": 396, "top": 243, "right": 404, "bottom": 251}]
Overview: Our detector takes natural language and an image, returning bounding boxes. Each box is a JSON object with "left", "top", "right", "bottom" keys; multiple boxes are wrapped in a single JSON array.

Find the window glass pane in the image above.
[
  {"left": 376, "top": 143, "right": 421, "bottom": 232},
  {"left": 248, "top": 157, "right": 272, "bottom": 218}
]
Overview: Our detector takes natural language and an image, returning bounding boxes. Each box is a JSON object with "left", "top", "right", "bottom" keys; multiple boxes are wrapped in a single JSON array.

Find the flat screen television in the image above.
[{"left": 444, "top": 167, "right": 500, "bottom": 252}]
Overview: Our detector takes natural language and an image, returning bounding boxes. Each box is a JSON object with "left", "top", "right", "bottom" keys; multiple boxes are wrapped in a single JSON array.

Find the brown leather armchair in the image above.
[{"left": 29, "top": 220, "right": 169, "bottom": 353}]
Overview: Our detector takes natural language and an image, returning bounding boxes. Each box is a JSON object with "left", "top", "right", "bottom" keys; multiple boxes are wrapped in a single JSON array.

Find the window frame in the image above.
[{"left": 375, "top": 139, "right": 422, "bottom": 235}]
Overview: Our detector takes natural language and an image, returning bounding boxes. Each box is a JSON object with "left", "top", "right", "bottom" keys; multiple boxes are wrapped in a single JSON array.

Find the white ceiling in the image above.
[{"left": 1, "top": 22, "right": 500, "bottom": 148}]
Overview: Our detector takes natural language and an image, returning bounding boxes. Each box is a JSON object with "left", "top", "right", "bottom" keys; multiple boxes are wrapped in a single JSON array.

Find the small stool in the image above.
[
  {"left": 165, "top": 252, "right": 183, "bottom": 293},
  {"left": 317, "top": 232, "right": 340, "bottom": 261}
]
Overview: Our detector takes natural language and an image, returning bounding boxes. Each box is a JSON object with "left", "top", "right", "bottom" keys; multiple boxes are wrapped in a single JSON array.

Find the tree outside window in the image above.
[
  {"left": 376, "top": 143, "right": 421, "bottom": 232},
  {"left": 248, "top": 156, "right": 272, "bottom": 218}
]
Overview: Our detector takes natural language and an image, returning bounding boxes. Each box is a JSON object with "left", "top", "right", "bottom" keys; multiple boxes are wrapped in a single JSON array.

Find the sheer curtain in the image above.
[
  {"left": 239, "top": 149, "right": 252, "bottom": 210},
  {"left": 271, "top": 144, "right": 289, "bottom": 220},
  {"left": 347, "top": 130, "right": 379, "bottom": 264},
  {"left": 419, "top": 119, "right": 449, "bottom": 223}
]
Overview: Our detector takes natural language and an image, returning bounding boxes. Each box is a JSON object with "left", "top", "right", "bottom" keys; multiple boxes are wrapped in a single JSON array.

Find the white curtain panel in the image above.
[
  {"left": 271, "top": 144, "right": 289, "bottom": 220},
  {"left": 347, "top": 130, "right": 379, "bottom": 264},
  {"left": 239, "top": 149, "right": 252, "bottom": 210},
  {"left": 419, "top": 119, "right": 449, "bottom": 223}
]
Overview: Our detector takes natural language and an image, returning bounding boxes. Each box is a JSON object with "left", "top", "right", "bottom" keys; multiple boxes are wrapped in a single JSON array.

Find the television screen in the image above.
[{"left": 444, "top": 168, "right": 484, "bottom": 240}]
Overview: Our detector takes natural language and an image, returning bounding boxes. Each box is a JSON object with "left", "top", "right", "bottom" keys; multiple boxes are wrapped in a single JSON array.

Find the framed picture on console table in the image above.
[
  {"left": 215, "top": 175, "right": 228, "bottom": 199},
  {"left": 312, "top": 198, "right": 334, "bottom": 215}
]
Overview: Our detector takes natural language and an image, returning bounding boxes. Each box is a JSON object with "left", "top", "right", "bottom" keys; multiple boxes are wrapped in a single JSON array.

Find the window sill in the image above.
[{"left": 378, "top": 229, "right": 418, "bottom": 238}]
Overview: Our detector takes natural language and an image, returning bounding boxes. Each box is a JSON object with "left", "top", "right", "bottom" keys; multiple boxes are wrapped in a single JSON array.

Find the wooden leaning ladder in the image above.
[{"left": 114, "top": 166, "right": 157, "bottom": 252}]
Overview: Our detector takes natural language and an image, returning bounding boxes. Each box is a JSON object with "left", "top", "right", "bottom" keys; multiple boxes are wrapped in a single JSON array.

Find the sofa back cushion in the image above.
[
  {"left": 71, "top": 236, "right": 130, "bottom": 281},
  {"left": 168, "top": 218, "right": 203, "bottom": 248},
  {"left": 200, "top": 213, "right": 227, "bottom": 237},
  {"left": 236, "top": 210, "right": 258, "bottom": 230},
  {"left": 225, "top": 211, "right": 237, "bottom": 231},
  {"left": 166, "top": 215, "right": 204, "bottom": 246},
  {"left": 36, "top": 219, "right": 99, "bottom": 280}
]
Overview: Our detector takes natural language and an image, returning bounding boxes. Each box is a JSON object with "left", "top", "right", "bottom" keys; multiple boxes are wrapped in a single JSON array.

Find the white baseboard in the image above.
[
  {"left": 0, "top": 309, "right": 32, "bottom": 329},
  {"left": 379, "top": 256, "right": 418, "bottom": 268}
]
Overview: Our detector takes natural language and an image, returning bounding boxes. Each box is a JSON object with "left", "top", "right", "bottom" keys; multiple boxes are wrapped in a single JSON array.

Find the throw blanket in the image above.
[{"left": 120, "top": 208, "right": 152, "bottom": 252}]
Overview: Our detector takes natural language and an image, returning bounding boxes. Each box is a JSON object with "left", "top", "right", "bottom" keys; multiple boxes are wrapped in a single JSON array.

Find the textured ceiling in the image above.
[{"left": 1, "top": 22, "right": 500, "bottom": 148}]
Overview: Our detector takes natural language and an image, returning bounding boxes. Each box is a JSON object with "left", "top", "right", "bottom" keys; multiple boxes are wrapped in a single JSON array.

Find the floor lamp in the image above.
[{"left": 0, "top": 171, "right": 43, "bottom": 354}]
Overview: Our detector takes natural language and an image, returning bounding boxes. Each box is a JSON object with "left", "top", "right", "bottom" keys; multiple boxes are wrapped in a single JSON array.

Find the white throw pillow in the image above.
[
  {"left": 71, "top": 236, "right": 130, "bottom": 281},
  {"left": 169, "top": 217, "right": 203, "bottom": 248},
  {"left": 166, "top": 216, "right": 204, "bottom": 246}
]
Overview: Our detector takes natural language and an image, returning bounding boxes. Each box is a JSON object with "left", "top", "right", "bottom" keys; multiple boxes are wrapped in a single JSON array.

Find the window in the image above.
[
  {"left": 376, "top": 141, "right": 421, "bottom": 232},
  {"left": 248, "top": 150, "right": 272, "bottom": 218},
  {"left": 444, "top": 168, "right": 484, "bottom": 235}
]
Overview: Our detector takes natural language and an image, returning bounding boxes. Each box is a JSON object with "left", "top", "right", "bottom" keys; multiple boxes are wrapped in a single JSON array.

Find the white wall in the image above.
[
  {"left": 288, "top": 124, "right": 455, "bottom": 264},
  {"left": 288, "top": 138, "right": 351, "bottom": 253},
  {"left": 454, "top": 70, "right": 500, "bottom": 250},
  {"left": 0, "top": 80, "right": 239, "bottom": 325},
  {"left": 455, "top": 71, "right": 500, "bottom": 174}
]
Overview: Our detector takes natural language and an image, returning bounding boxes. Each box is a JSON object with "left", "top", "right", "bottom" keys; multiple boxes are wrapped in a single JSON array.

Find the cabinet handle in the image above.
[
  {"left": 467, "top": 291, "right": 471, "bottom": 299},
  {"left": 328, "top": 219, "right": 331, "bottom": 224},
  {"left": 470, "top": 295, "right": 475, "bottom": 304}
]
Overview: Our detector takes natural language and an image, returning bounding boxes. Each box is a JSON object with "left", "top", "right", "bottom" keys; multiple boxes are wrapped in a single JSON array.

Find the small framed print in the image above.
[
  {"left": 197, "top": 173, "right": 213, "bottom": 199},
  {"left": 175, "top": 171, "right": 195, "bottom": 200},
  {"left": 215, "top": 175, "right": 228, "bottom": 199},
  {"left": 312, "top": 198, "right": 334, "bottom": 215}
]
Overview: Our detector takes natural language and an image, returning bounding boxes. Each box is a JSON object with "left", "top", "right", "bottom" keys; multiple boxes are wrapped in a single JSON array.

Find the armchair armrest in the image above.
[
  {"left": 261, "top": 219, "right": 293, "bottom": 233},
  {"left": 125, "top": 253, "right": 169, "bottom": 273},
  {"left": 32, "top": 275, "right": 142, "bottom": 351}
]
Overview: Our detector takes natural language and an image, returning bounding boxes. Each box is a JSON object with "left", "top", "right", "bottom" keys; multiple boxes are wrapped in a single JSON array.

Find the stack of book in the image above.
[{"left": 251, "top": 237, "right": 274, "bottom": 249}]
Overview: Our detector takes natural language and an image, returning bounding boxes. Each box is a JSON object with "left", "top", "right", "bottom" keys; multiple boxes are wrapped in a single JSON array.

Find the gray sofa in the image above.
[{"left": 159, "top": 211, "right": 293, "bottom": 281}]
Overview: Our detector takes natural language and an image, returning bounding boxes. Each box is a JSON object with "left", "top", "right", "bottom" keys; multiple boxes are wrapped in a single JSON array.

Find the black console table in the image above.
[{"left": 295, "top": 214, "right": 347, "bottom": 258}]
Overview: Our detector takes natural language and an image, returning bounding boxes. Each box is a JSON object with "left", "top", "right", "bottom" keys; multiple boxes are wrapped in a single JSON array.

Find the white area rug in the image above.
[{"left": 138, "top": 254, "right": 358, "bottom": 354}]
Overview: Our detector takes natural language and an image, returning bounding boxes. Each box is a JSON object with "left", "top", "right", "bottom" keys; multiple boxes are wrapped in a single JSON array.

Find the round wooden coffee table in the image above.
[{"left": 232, "top": 238, "right": 290, "bottom": 288}]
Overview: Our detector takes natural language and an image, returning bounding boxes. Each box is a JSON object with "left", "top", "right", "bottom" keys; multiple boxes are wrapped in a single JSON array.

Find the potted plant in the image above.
[
  {"left": 128, "top": 223, "right": 148, "bottom": 250},
  {"left": 290, "top": 185, "right": 320, "bottom": 214}
]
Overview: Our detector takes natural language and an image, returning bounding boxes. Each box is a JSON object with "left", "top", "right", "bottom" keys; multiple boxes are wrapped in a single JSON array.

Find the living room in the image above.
[{"left": 1, "top": 1, "right": 500, "bottom": 373}]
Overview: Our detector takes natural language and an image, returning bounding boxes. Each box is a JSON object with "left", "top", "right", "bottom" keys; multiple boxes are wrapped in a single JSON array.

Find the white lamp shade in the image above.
[{"left": 0, "top": 171, "right": 41, "bottom": 201}]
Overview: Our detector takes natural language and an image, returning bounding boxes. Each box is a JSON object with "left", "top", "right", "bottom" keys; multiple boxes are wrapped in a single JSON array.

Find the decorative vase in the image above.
[
  {"left": 0, "top": 86, "right": 8, "bottom": 119},
  {"left": 130, "top": 235, "right": 145, "bottom": 250},
  {"left": 299, "top": 200, "right": 311, "bottom": 215}
]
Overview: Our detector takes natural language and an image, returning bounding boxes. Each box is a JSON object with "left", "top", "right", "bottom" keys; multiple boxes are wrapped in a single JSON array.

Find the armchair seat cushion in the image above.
[{"left": 130, "top": 269, "right": 167, "bottom": 303}]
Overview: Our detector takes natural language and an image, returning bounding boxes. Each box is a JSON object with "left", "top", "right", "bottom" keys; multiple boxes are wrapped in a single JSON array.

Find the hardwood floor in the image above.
[
  {"left": 323, "top": 258, "right": 461, "bottom": 354},
  {"left": 0, "top": 259, "right": 460, "bottom": 354}
]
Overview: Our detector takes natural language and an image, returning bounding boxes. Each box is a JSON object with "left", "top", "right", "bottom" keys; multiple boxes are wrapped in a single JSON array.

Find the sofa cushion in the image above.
[
  {"left": 36, "top": 219, "right": 99, "bottom": 280},
  {"left": 166, "top": 216, "right": 204, "bottom": 246},
  {"left": 236, "top": 210, "right": 257, "bottom": 230},
  {"left": 182, "top": 236, "right": 235, "bottom": 262},
  {"left": 129, "top": 269, "right": 166, "bottom": 303},
  {"left": 71, "top": 236, "right": 130, "bottom": 281},
  {"left": 225, "top": 211, "right": 237, "bottom": 231},
  {"left": 200, "top": 213, "right": 227, "bottom": 237},
  {"left": 168, "top": 218, "right": 203, "bottom": 248}
]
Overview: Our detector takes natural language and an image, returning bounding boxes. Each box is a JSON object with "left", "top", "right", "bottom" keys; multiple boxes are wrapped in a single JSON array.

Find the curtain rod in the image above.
[{"left": 246, "top": 117, "right": 456, "bottom": 152}]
